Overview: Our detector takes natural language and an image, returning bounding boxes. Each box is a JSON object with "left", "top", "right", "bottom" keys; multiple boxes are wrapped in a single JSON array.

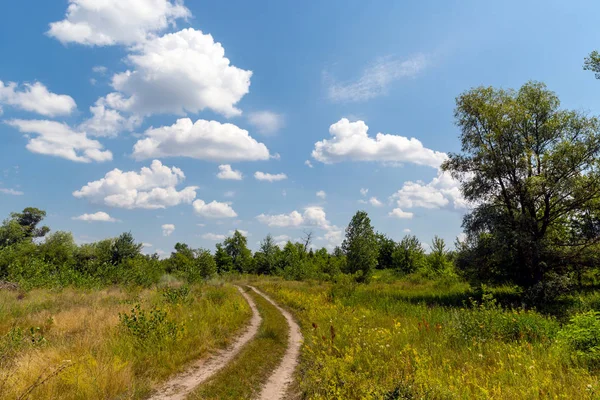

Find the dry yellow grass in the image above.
[{"left": 0, "top": 283, "right": 251, "bottom": 399}]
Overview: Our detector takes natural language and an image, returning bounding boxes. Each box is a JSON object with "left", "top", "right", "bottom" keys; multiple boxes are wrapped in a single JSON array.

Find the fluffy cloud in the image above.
[
  {"left": 193, "top": 200, "right": 237, "bottom": 218},
  {"left": 132, "top": 118, "right": 270, "bottom": 162},
  {"left": 0, "top": 81, "right": 76, "bottom": 117},
  {"left": 73, "top": 211, "right": 119, "bottom": 222},
  {"left": 79, "top": 99, "right": 141, "bottom": 137},
  {"left": 369, "top": 197, "right": 383, "bottom": 207},
  {"left": 360, "top": 188, "right": 369, "bottom": 196},
  {"left": 217, "top": 164, "right": 243, "bottom": 180},
  {"left": 254, "top": 171, "right": 287, "bottom": 182},
  {"left": 104, "top": 28, "right": 251, "bottom": 117},
  {"left": 202, "top": 233, "right": 226, "bottom": 241},
  {"left": 326, "top": 54, "right": 427, "bottom": 102},
  {"left": 48, "top": 0, "right": 190, "bottom": 46},
  {"left": 162, "top": 223, "right": 175, "bottom": 236},
  {"left": 257, "top": 207, "right": 343, "bottom": 247},
  {"left": 0, "top": 188, "right": 24, "bottom": 196},
  {"left": 389, "top": 208, "right": 414, "bottom": 219},
  {"left": 7, "top": 119, "right": 112, "bottom": 163},
  {"left": 304, "top": 160, "right": 313, "bottom": 168},
  {"left": 73, "top": 160, "right": 197, "bottom": 209},
  {"left": 390, "top": 170, "right": 467, "bottom": 210},
  {"left": 316, "top": 190, "right": 327, "bottom": 199},
  {"left": 247, "top": 111, "right": 284, "bottom": 135},
  {"left": 403, "top": 228, "right": 412, "bottom": 233},
  {"left": 312, "top": 118, "right": 447, "bottom": 168}
]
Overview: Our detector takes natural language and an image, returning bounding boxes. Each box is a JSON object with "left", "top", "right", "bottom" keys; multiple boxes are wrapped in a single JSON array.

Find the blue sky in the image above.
[{"left": 1, "top": 0, "right": 599, "bottom": 255}]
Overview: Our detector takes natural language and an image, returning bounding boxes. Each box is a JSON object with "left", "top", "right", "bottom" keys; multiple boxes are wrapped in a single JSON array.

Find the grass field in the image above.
[
  {"left": 253, "top": 274, "right": 600, "bottom": 399},
  {"left": 0, "top": 282, "right": 251, "bottom": 399}
]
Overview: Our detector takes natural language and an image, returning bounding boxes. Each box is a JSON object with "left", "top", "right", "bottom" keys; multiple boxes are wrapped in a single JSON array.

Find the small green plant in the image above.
[
  {"left": 161, "top": 285, "right": 191, "bottom": 304},
  {"left": 557, "top": 310, "right": 600, "bottom": 369},
  {"left": 119, "top": 304, "right": 183, "bottom": 347}
]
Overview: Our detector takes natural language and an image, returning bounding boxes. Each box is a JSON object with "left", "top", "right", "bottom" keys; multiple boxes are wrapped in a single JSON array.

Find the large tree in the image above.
[
  {"left": 443, "top": 81, "right": 600, "bottom": 288},
  {"left": 223, "top": 230, "right": 253, "bottom": 273},
  {"left": 342, "top": 211, "right": 378, "bottom": 282}
]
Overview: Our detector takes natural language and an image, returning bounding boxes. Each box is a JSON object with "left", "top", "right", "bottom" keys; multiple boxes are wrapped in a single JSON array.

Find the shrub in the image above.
[
  {"left": 119, "top": 304, "right": 183, "bottom": 348},
  {"left": 162, "top": 285, "right": 191, "bottom": 304},
  {"left": 557, "top": 310, "right": 600, "bottom": 369}
]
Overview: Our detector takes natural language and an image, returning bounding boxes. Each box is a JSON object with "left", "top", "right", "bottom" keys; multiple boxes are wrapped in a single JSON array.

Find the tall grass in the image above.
[
  {"left": 256, "top": 278, "right": 600, "bottom": 399},
  {"left": 0, "top": 283, "right": 251, "bottom": 399}
]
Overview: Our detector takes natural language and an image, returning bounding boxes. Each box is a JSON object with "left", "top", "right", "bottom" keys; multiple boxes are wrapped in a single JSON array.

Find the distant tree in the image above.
[
  {"left": 392, "top": 235, "right": 424, "bottom": 274},
  {"left": 111, "top": 232, "right": 142, "bottom": 265},
  {"left": 38, "top": 231, "right": 76, "bottom": 267},
  {"left": 255, "top": 234, "right": 279, "bottom": 275},
  {"left": 224, "top": 230, "right": 253, "bottom": 273},
  {"left": 10, "top": 207, "right": 50, "bottom": 239},
  {"left": 214, "top": 243, "right": 233, "bottom": 273},
  {"left": 0, "top": 207, "right": 49, "bottom": 248},
  {"left": 584, "top": 50, "right": 600, "bottom": 79},
  {"left": 443, "top": 81, "right": 600, "bottom": 288},
  {"left": 375, "top": 233, "right": 396, "bottom": 269},
  {"left": 427, "top": 236, "right": 451, "bottom": 272},
  {"left": 342, "top": 211, "right": 378, "bottom": 283},
  {"left": 194, "top": 248, "right": 217, "bottom": 279}
]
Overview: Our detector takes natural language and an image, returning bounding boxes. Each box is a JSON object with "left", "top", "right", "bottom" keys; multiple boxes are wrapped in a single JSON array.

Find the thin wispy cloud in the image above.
[{"left": 326, "top": 54, "right": 428, "bottom": 102}]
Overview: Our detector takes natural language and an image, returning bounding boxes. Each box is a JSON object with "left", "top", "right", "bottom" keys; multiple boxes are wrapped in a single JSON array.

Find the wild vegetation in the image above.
[{"left": 3, "top": 60, "right": 600, "bottom": 398}]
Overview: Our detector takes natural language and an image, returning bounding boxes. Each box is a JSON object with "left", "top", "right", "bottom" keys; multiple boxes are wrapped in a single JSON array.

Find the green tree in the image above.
[
  {"left": 214, "top": 243, "right": 233, "bottom": 273},
  {"left": 584, "top": 50, "right": 600, "bottom": 79},
  {"left": 443, "top": 81, "right": 600, "bottom": 288},
  {"left": 0, "top": 207, "right": 49, "bottom": 249},
  {"left": 194, "top": 248, "right": 217, "bottom": 280},
  {"left": 342, "top": 211, "right": 378, "bottom": 283},
  {"left": 426, "top": 236, "right": 452, "bottom": 272},
  {"left": 392, "top": 235, "right": 424, "bottom": 274},
  {"left": 375, "top": 233, "right": 396, "bottom": 270},
  {"left": 255, "top": 234, "right": 279, "bottom": 275},
  {"left": 111, "top": 232, "right": 142, "bottom": 265},
  {"left": 224, "top": 230, "right": 253, "bottom": 273}
]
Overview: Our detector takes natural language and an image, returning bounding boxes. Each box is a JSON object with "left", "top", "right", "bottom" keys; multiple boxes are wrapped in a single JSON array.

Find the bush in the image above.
[
  {"left": 557, "top": 310, "right": 600, "bottom": 369},
  {"left": 449, "top": 292, "right": 559, "bottom": 344},
  {"left": 162, "top": 285, "right": 191, "bottom": 304},
  {"left": 119, "top": 304, "right": 183, "bottom": 348}
]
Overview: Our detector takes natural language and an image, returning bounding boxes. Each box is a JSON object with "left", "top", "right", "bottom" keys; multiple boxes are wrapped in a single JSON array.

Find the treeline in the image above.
[{"left": 0, "top": 208, "right": 454, "bottom": 288}]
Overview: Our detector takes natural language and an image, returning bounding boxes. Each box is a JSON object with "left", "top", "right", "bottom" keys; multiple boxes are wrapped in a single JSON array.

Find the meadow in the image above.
[
  {"left": 253, "top": 273, "right": 600, "bottom": 399},
  {"left": 0, "top": 282, "right": 251, "bottom": 399}
]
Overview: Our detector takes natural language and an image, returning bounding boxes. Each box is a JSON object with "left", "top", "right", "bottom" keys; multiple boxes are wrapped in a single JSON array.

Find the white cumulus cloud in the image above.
[
  {"left": 0, "top": 81, "right": 76, "bottom": 117},
  {"left": 390, "top": 170, "right": 467, "bottom": 210},
  {"left": 193, "top": 200, "right": 237, "bottom": 218},
  {"left": 48, "top": 0, "right": 190, "bottom": 46},
  {"left": 7, "top": 119, "right": 112, "bottom": 163},
  {"left": 389, "top": 208, "right": 414, "bottom": 219},
  {"left": 202, "top": 233, "right": 226, "bottom": 241},
  {"left": 73, "top": 211, "right": 119, "bottom": 222},
  {"left": 247, "top": 111, "right": 284, "bottom": 135},
  {"left": 73, "top": 160, "right": 197, "bottom": 209},
  {"left": 217, "top": 164, "right": 243, "bottom": 180},
  {"left": 316, "top": 190, "right": 326, "bottom": 199},
  {"left": 132, "top": 118, "right": 270, "bottom": 162},
  {"left": 369, "top": 197, "right": 383, "bottom": 207},
  {"left": 162, "top": 223, "right": 175, "bottom": 236},
  {"left": 104, "top": 28, "right": 252, "bottom": 118},
  {"left": 254, "top": 171, "right": 287, "bottom": 182},
  {"left": 326, "top": 54, "right": 427, "bottom": 102},
  {"left": 79, "top": 98, "right": 141, "bottom": 137},
  {"left": 304, "top": 160, "right": 313, "bottom": 168},
  {"left": 312, "top": 118, "right": 446, "bottom": 168}
]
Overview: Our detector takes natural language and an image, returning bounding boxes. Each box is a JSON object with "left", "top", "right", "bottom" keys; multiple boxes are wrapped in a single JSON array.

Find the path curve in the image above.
[
  {"left": 148, "top": 285, "right": 262, "bottom": 400},
  {"left": 248, "top": 285, "right": 303, "bottom": 400}
]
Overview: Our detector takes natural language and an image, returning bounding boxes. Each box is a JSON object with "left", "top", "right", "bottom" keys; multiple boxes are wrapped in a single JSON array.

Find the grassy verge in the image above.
[
  {"left": 0, "top": 283, "right": 251, "bottom": 399},
  {"left": 189, "top": 286, "right": 288, "bottom": 400},
  {"left": 255, "top": 278, "right": 600, "bottom": 399}
]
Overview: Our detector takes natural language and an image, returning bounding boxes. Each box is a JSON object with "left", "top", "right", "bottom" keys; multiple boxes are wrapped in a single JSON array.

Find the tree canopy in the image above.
[{"left": 443, "top": 81, "right": 600, "bottom": 289}]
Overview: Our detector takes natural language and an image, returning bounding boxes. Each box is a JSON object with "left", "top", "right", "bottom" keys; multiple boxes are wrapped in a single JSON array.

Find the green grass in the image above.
[
  {"left": 189, "top": 286, "right": 289, "bottom": 400},
  {"left": 0, "top": 282, "right": 251, "bottom": 399},
  {"left": 254, "top": 277, "right": 600, "bottom": 399}
]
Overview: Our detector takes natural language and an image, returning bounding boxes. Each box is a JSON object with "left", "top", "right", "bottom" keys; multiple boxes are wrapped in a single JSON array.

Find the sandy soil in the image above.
[
  {"left": 147, "top": 285, "right": 262, "bottom": 400},
  {"left": 249, "top": 285, "right": 303, "bottom": 400}
]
